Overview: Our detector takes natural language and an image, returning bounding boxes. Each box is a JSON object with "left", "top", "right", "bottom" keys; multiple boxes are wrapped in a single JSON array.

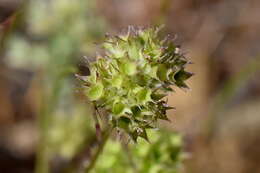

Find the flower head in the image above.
[{"left": 80, "top": 26, "right": 193, "bottom": 141}]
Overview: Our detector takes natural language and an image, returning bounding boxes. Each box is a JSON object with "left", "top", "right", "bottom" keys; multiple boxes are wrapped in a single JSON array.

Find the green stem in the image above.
[
  {"left": 35, "top": 74, "right": 65, "bottom": 173},
  {"left": 122, "top": 143, "right": 138, "bottom": 172},
  {"left": 84, "top": 126, "right": 113, "bottom": 173}
]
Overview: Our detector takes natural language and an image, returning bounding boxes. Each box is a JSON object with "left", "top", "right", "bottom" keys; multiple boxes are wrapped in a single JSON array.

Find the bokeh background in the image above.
[{"left": 0, "top": 0, "right": 260, "bottom": 173}]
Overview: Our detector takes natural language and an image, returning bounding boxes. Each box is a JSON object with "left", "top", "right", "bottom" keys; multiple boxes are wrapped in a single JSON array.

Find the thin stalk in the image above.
[
  {"left": 84, "top": 126, "right": 113, "bottom": 173},
  {"left": 122, "top": 143, "right": 138, "bottom": 173},
  {"left": 35, "top": 74, "right": 65, "bottom": 173}
]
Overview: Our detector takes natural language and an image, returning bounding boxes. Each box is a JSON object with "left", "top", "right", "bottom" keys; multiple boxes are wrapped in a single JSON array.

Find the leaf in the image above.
[
  {"left": 162, "top": 86, "right": 174, "bottom": 92},
  {"left": 137, "top": 88, "right": 152, "bottom": 103},
  {"left": 129, "top": 130, "right": 138, "bottom": 143},
  {"left": 175, "top": 57, "right": 187, "bottom": 66},
  {"left": 157, "top": 112, "right": 170, "bottom": 121},
  {"left": 135, "top": 75, "right": 149, "bottom": 87},
  {"left": 150, "top": 66, "right": 158, "bottom": 79},
  {"left": 131, "top": 106, "right": 142, "bottom": 117},
  {"left": 129, "top": 128, "right": 149, "bottom": 142},
  {"left": 121, "top": 61, "right": 137, "bottom": 75},
  {"left": 138, "top": 128, "right": 149, "bottom": 142},
  {"left": 143, "top": 63, "right": 152, "bottom": 74},
  {"left": 111, "top": 75, "right": 123, "bottom": 88},
  {"left": 103, "top": 42, "right": 125, "bottom": 58},
  {"left": 156, "top": 64, "right": 170, "bottom": 81},
  {"left": 175, "top": 81, "right": 189, "bottom": 89},
  {"left": 86, "top": 82, "right": 104, "bottom": 101},
  {"left": 128, "top": 43, "right": 140, "bottom": 60},
  {"left": 118, "top": 116, "right": 131, "bottom": 129},
  {"left": 151, "top": 92, "right": 167, "bottom": 101},
  {"left": 112, "top": 102, "right": 125, "bottom": 115},
  {"left": 174, "top": 70, "right": 193, "bottom": 81}
]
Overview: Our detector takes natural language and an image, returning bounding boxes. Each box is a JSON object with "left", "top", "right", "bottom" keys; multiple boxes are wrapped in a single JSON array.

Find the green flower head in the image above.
[{"left": 80, "top": 26, "right": 193, "bottom": 142}]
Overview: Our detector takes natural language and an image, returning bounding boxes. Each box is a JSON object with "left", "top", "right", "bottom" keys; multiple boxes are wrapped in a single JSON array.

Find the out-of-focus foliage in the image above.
[
  {"left": 6, "top": 0, "right": 105, "bottom": 70},
  {"left": 4, "top": 0, "right": 105, "bottom": 172},
  {"left": 94, "top": 129, "right": 184, "bottom": 173},
  {"left": 47, "top": 104, "right": 93, "bottom": 158},
  {"left": 81, "top": 27, "right": 192, "bottom": 141}
]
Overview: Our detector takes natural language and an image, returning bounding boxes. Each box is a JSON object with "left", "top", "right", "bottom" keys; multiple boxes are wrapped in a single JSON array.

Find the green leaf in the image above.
[
  {"left": 104, "top": 42, "right": 125, "bottom": 58},
  {"left": 118, "top": 116, "right": 131, "bottom": 129},
  {"left": 112, "top": 102, "right": 125, "bottom": 115},
  {"left": 128, "top": 43, "right": 140, "bottom": 60},
  {"left": 86, "top": 82, "right": 104, "bottom": 101},
  {"left": 121, "top": 61, "right": 137, "bottom": 75},
  {"left": 175, "top": 81, "right": 189, "bottom": 89},
  {"left": 151, "top": 92, "right": 167, "bottom": 101},
  {"left": 111, "top": 75, "right": 123, "bottom": 88},
  {"left": 135, "top": 75, "right": 149, "bottom": 87},
  {"left": 150, "top": 66, "right": 158, "bottom": 79},
  {"left": 131, "top": 106, "right": 142, "bottom": 117},
  {"left": 143, "top": 63, "right": 152, "bottom": 74},
  {"left": 138, "top": 128, "right": 149, "bottom": 142},
  {"left": 156, "top": 64, "right": 169, "bottom": 81},
  {"left": 137, "top": 88, "right": 152, "bottom": 103},
  {"left": 157, "top": 112, "right": 170, "bottom": 121},
  {"left": 129, "top": 130, "right": 138, "bottom": 142},
  {"left": 174, "top": 70, "right": 193, "bottom": 81}
]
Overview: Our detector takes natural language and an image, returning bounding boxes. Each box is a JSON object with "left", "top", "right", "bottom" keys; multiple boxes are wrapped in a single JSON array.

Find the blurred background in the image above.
[{"left": 0, "top": 0, "right": 260, "bottom": 173}]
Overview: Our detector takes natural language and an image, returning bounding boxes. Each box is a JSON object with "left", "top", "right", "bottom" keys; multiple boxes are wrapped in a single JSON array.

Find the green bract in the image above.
[
  {"left": 81, "top": 27, "right": 193, "bottom": 142},
  {"left": 86, "top": 82, "right": 104, "bottom": 101}
]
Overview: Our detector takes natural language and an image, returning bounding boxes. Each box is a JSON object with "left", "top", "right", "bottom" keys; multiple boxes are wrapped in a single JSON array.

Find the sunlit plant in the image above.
[
  {"left": 95, "top": 129, "right": 184, "bottom": 173},
  {"left": 80, "top": 26, "right": 193, "bottom": 142}
]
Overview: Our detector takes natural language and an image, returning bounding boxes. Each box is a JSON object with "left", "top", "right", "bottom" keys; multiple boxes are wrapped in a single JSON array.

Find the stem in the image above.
[
  {"left": 84, "top": 126, "right": 113, "bottom": 173},
  {"left": 122, "top": 143, "right": 138, "bottom": 172},
  {"left": 35, "top": 104, "right": 50, "bottom": 173},
  {"left": 35, "top": 74, "right": 65, "bottom": 173}
]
